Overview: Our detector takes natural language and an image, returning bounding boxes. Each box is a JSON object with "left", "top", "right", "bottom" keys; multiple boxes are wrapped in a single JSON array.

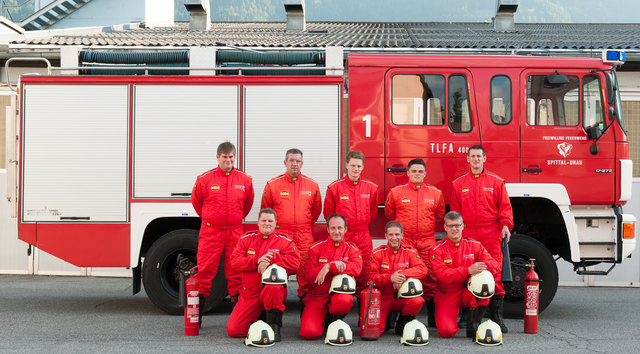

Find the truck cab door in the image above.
[
  {"left": 520, "top": 70, "right": 615, "bottom": 205},
  {"left": 384, "top": 69, "right": 480, "bottom": 203}
]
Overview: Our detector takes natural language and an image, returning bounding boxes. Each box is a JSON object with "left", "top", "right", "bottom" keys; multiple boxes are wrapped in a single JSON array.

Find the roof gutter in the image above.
[{"left": 4, "top": 44, "right": 640, "bottom": 62}]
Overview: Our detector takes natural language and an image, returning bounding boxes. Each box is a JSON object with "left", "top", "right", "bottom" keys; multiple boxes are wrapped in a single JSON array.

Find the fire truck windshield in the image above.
[{"left": 612, "top": 70, "right": 626, "bottom": 133}]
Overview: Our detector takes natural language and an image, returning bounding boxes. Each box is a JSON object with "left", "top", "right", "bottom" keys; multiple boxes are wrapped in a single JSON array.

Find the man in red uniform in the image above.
[
  {"left": 300, "top": 214, "right": 363, "bottom": 340},
  {"left": 261, "top": 148, "right": 322, "bottom": 298},
  {"left": 191, "top": 141, "right": 254, "bottom": 315},
  {"left": 431, "top": 211, "right": 499, "bottom": 338},
  {"left": 367, "top": 221, "right": 428, "bottom": 335},
  {"left": 324, "top": 151, "right": 377, "bottom": 292},
  {"left": 226, "top": 208, "right": 300, "bottom": 341},
  {"left": 450, "top": 144, "right": 513, "bottom": 332},
  {"left": 385, "top": 158, "right": 445, "bottom": 327}
]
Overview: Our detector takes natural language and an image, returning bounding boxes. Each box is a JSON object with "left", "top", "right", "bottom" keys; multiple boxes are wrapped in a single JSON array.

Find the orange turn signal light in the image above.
[{"left": 623, "top": 223, "right": 635, "bottom": 239}]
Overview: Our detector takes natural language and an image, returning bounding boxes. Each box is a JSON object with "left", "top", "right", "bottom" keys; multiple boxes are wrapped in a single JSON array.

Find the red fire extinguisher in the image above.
[
  {"left": 184, "top": 269, "right": 200, "bottom": 336},
  {"left": 360, "top": 283, "right": 382, "bottom": 340},
  {"left": 524, "top": 259, "right": 539, "bottom": 334}
]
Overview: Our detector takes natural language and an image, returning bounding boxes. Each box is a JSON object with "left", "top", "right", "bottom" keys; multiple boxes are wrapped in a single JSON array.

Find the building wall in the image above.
[
  {"left": 618, "top": 72, "right": 640, "bottom": 176},
  {"left": 48, "top": 0, "right": 145, "bottom": 29},
  {"left": 624, "top": 100, "right": 640, "bottom": 176}
]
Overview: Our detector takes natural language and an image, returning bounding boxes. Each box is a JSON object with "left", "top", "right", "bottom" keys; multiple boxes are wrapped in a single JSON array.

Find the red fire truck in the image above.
[{"left": 6, "top": 49, "right": 635, "bottom": 317}]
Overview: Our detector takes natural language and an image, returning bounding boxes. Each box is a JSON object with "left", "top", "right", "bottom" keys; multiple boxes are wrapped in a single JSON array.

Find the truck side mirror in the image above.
[
  {"left": 586, "top": 125, "right": 602, "bottom": 140},
  {"left": 609, "top": 105, "right": 617, "bottom": 122}
]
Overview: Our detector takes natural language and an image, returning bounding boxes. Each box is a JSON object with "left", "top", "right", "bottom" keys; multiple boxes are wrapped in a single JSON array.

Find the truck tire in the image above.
[
  {"left": 142, "top": 229, "right": 227, "bottom": 315},
  {"left": 503, "top": 234, "right": 559, "bottom": 318}
]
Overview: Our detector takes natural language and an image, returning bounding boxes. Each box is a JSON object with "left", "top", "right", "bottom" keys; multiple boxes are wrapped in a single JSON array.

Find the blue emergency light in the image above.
[{"left": 602, "top": 50, "right": 626, "bottom": 64}]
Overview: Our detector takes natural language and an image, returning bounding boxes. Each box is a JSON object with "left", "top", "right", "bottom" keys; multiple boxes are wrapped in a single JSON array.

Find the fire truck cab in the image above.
[{"left": 347, "top": 51, "right": 636, "bottom": 315}]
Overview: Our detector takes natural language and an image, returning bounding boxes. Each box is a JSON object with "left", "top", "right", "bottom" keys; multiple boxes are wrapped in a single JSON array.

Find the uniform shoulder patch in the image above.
[
  {"left": 485, "top": 171, "right": 505, "bottom": 182},
  {"left": 452, "top": 173, "right": 470, "bottom": 184},
  {"left": 275, "top": 234, "right": 294, "bottom": 243},
  {"left": 310, "top": 239, "right": 327, "bottom": 249},
  {"left": 240, "top": 232, "right": 259, "bottom": 239},
  {"left": 360, "top": 179, "right": 379, "bottom": 189}
]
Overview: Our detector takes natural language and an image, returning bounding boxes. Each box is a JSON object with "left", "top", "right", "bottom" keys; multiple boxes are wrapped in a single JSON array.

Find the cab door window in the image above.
[
  {"left": 391, "top": 73, "right": 471, "bottom": 132},
  {"left": 491, "top": 75, "right": 512, "bottom": 124},
  {"left": 448, "top": 75, "right": 472, "bottom": 132},
  {"left": 582, "top": 75, "right": 604, "bottom": 129},
  {"left": 526, "top": 75, "right": 580, "bottom": 126},
  {"left": 392, "top": 74, "right": 445, "bottom": 125}
]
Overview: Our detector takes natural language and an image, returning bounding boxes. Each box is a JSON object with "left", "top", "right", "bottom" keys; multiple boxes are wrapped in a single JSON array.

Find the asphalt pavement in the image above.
[{"left": 0, "top": 275, "right": 639, "bottom": 353}]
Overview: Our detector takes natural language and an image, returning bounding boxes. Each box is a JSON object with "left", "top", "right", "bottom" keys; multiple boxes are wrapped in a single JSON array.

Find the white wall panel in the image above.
[
  {"left": 22, "top": 85, "right": 129, "bottom": 222},
  {"left": 133, "top": 85, "right": 239, "bottom": 198},
  {"left": 0, "top": 172, "right": 30, "bottom": 274},
  {"left": 244, "top": 85, "right": 341, "bottom": 222}
]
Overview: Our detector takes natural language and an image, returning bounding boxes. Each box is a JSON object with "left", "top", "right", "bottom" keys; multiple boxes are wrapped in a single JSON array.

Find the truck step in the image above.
[{"left": 576, "top": 263, "right": 616, "bottom": 275}]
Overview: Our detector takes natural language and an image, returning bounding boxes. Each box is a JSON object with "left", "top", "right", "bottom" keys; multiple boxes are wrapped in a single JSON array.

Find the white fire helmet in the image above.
[
  {"left": 329, "top": 274, "right": 356, "bottom": 294},
  {"left": 467, "top": 270, "right": 495, "bottom": 299},
  {"left": 261, "top": 264, "right": 288, "bottom": 285},
  {"left": 400, "top": 319, "right": 429, "bottom": 346},
  {"left": 475, "top": 320, "right": 503, "bottom": 346},
  {"left": 244, "top": 320, "right": 275, "bottom": 347},
  {"left": 324, "top": 319, "right": 353, "bottom": 346},
  {"left": 397, "top": 278, "right": 424, "bottom": 298}
]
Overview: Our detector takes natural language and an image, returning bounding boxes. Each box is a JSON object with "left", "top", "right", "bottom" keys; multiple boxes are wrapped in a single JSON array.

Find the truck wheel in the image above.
[
  {"left": 503, "top": 234, "right": 559, "bottom": 318},
  {"left": 142, "top": 229, "right": 227, "bottom": 315}
]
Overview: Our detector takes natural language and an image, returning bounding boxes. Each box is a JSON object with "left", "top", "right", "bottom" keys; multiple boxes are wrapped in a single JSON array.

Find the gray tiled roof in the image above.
[{"left": 12, "top": 21, "right": 640, "bottom": 51}]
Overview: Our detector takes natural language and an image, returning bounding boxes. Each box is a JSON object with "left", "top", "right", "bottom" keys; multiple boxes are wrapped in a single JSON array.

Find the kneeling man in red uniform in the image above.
[
  {"left": 430, "top": 211, "right": 499, "bottom": 338},
  {"left": 367, "top": 221, "right": 428, "bottom": 335},
  {"left": 300, "top": 213, "right": 363, "bottom": 340},
  {"left": 226, "top": 208, "right": 300, "bottom": 341}
]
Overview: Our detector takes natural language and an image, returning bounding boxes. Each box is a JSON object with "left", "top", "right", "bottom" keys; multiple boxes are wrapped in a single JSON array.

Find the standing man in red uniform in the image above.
[
  {"left": 367, "top": 221, "right": 428, "bottom": 335},
  {"left": 431, "top": 211, "right": 499, "bottom": 338},
  {"left": 450, "top": 144, "right": 513, "bottom": 332},
  {"left": 324, "top": 151, "right": 377, "bottom": 292},
  {"left": 226, "top": 208, "right": 300, "bottom": 341},
  {"left": 261, "top": 148, "right": 322, "bottom": 298},
  {"left": 300, "top": 214, "right": 363, "bottom": 340},
  {"left": 384, "top": 158, "right": 445, "bottom": 327},
  {"left": 191, "top": 141, "right": 254, "bottom": 316}
]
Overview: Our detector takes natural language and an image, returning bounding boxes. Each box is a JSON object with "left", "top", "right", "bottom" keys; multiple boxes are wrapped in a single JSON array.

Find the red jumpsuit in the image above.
[
  {"left": 367, "top": 245, "right": 428, "bottom": 334},
  {"left": 300, "top": 238, "right": 363, "bottom": 340},
  {"left": 450, "top": 170, "right": 513, "bottom": 296},
  {"left": 384, "top": 183, "right": 445, "bottom": 297},
  {"left": 430, "top": 237, "right": 499, "bottom": 338},
  {"left": 226, "top": 230, "right": 300, "bottom": 337},
  {"left": 324, "top": 176, "right": 377, "bottom": 290},
  {"left": 261, "top": 173, "right": 322, "bottom": 297},
  {"left": 191, "top": 167, "right": 254, "bottom": 299}
]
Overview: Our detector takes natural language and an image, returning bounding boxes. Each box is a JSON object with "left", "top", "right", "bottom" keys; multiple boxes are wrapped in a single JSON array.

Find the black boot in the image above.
[
  {"left": 324, "top": 312, "right": 346, "bottom": 331},
  {"left": 458, "top": 308, "right": 469, "bottom": 329},
  {"left": 299, "top": 295, "right": 305, "bottom": 319},
  {"left": 489, "top": 295, "right": 508, "bottom": 333},
  {"left": 266, "top": 309, "right": 283, "bottom": 342},
  {"left": 394, "top": 315, "right": 415, "bottom": 336},
  {"left": 426, "top": 298, "right": 437, "bottom": 328},
  {"left": 385, "top": 312, "right": 399, "bottom": 332},
  {"left": 199, "top": 295, "right": 206, "bottom": 328},
  {"left": 466, "top": 305, "right": 486, "bottom": 339}
]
